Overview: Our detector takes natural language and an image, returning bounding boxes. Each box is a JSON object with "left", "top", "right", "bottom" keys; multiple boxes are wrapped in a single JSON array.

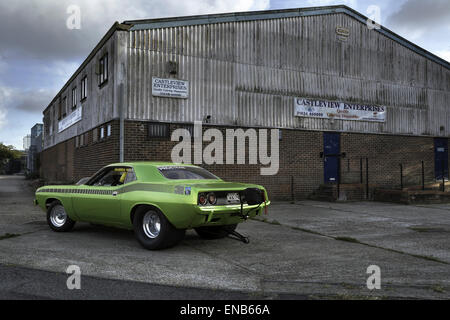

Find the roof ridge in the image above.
[{"left": 123, "top": 5, "right": 450, "bottom": 70}]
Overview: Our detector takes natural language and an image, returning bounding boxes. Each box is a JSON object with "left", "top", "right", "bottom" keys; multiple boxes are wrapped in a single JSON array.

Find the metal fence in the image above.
[{"left": 338, "top": 157, "right": 446, "bottom": 196}]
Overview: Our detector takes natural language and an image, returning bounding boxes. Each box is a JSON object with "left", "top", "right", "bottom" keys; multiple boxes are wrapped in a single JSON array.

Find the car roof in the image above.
[
  {"left": 104, "top": 162, "right": 204, "bottom": 182},
  {"left": 106, "top": 161, "right": 198, "bottom": 168}
]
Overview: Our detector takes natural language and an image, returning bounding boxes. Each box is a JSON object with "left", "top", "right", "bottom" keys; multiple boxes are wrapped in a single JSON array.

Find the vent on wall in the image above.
[
  {"left": 148, "top": 122, "right": 169, "bottom": 138},
  {"left": 167, "top": 61, "right": 178, "bottom": 75}
]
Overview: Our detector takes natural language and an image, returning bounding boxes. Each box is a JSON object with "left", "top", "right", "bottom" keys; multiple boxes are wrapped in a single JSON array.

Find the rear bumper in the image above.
[{"left": 189, "top": 201, "right": 270, "bottom": 227}]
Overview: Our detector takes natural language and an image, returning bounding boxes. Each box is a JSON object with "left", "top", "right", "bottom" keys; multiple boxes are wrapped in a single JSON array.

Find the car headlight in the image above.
[{"left": 207, "top": 192, "right": 217, "bottom": 205}]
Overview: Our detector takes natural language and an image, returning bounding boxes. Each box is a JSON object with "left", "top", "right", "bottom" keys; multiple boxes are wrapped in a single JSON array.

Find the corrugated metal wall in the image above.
[
  {"left": 44, "top": 34, "right": 117, "bottom": 149},
  {"left": 125, "top": 12, "right": 450, "bottom": 137}
]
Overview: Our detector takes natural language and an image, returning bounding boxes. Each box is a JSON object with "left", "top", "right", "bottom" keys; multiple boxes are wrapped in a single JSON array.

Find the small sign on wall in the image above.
[
  {"left": 152, "top": 77, "right": 189, "bottom": 99},
  {"left": 294, "top": 97, "right": 386, "bottom": 123},
  {"left": 58, "top": 106, "right": 82, "bottom": 133}
]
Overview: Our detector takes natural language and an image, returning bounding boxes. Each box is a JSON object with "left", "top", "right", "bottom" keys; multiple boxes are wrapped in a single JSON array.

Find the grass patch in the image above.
[
  {"left": 290, "top": 226, "right": 325, "bottom": 237},
  {"left": 0, "top": 233, "right": 20, "bottom": 240},
  {"left": 335, "top": 236, "right": 361, "bottom": 244},
  {"left": 431, "top": 285, "right": 446, "bottom": 294},
  {"left": 410, "top": 254, "right": 445, "bottom": 264},
  {"left": 409, "top": 227, "right": 446, "bottom": 233}
]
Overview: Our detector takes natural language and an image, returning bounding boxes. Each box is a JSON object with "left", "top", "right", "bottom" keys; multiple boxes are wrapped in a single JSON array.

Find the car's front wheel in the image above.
[
  {"left": 194, "top": 224, "right": 237, "bottom": 239},
  {"left": 133, "top": 207, "right": 185, "bottom": 250},
  {"left": 47, "top": 201, "right": 76, "bottom": 232}
]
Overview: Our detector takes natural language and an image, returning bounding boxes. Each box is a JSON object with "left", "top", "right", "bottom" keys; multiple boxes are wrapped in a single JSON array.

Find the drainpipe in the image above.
[{"left": 119, "top": 83, "right": 124, "bottom": 163}]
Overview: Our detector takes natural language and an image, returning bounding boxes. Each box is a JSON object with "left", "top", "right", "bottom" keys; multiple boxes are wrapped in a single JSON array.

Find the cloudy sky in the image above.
[{"left": 0, "top": 0, "right": 449, "bottom": 149}]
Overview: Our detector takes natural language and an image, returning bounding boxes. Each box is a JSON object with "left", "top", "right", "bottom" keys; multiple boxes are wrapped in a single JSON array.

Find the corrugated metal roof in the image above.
[{"left": 123, "top": 5, "right": 450, "bottom": 70}]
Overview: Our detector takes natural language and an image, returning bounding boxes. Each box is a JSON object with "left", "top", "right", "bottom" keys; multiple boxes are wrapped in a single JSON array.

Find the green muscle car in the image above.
[{"left": 35, "top": 162, "right": 270, "bottom": 250}]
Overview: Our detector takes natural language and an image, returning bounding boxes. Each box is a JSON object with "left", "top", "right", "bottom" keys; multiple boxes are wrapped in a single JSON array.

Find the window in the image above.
[
  {"left": 80, "top": 76, "right": 87, "bottom": 100},
  {"left": 75, "top": 136, "right": 79, "bottom": 148},
  {"left": 79, "top": 134, "right": 84, "bottom": 146},
  {"left": 158, "top": 166, "right": 219, "bottom": 180},
  {"left": 107, "top": 124, "right": 112, "bottom": 137},
  {"left": 148, "top": 122, "right": 169, "bottom": 138},
  {"left": 124, "top": 170, "right": 137, "bottom": 184},
  {"left": 100, "top": 127, "right": 105, "bottom": 139},
  {"left": 58, "top": 100, "right": 62, "bottom": 120},
  {"left": 62, "top": 97, "right": 67, "bottom": 118},
  {"left": 87, "top": 167, "right": 136, "bottom": 186},
  {"left": 72, "top": 87, "right": 77, "bottom": 109},
  {"left": 98, "top": 54, "right": 108, "bottom": 86},
  {"left": 93, "top": 128, "right": 98, "bottom": 142},
  {"left": 44, "top": 112, "right": 50, "bottom": 136}
]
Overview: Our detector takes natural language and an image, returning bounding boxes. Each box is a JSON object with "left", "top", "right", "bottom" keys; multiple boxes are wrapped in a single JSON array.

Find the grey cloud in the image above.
[
  {"left": 13, "top": 89, "right": 56, "bottom": 114},
  {"left": 0, "top": 1, "right": 116, "bottom": 61},
  {"left": 0, "top": 86, "right": 55, "bottom": 115},
  {"left": 0, "top": 0, "right": 268, "bottom": 62},
  {"left": 386, "top": 0, "right": 450, "bottom": 34}
]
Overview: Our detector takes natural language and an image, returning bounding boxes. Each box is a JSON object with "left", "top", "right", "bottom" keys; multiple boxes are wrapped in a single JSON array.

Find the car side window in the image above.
[
  {"left": 88, "top": 167, "right": 136, "bottom": 187},
  {"left": 123, "top": 169, "right": 137, "bottom": 184}
]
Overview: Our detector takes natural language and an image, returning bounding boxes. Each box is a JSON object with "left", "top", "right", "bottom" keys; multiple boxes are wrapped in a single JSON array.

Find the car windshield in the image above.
[{"left": 158, "top": 166, "right": 219, "bottom": 180}]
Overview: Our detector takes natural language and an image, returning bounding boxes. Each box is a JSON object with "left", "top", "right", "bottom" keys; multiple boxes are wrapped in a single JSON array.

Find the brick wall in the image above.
[
  {"left": 40, "top": 119, "right": 442, "bottom": 201},
  {"left": 340, "top": 133, "right": 435, "bottom": 189},
  {"left": 73, "top": 120, "right": 120, "bottom": 180},
  {"left": 41, "top": 120, "right": 120, "bottom": 183},
  {"left": 122, "top": 121, "right": 324, "bottom": 200}
]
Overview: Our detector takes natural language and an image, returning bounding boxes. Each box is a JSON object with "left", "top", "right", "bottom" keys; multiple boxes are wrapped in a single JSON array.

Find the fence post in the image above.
[
  {"left": 400, "top": 164, "right": 403, "bottom": 190},
  {"left": 366, "top": 158, "right": 369, "bottom": 199},
  {"left": 421, "top": 161, "right": 425, "bottom": 191},
  {"left": 360, "top": 158, "right": 363, "bottom": 184},
  {"left": 442, "top": 161, "right": 445, "bottom": 192},
  {"left": 291, "top": 176, "right": 294, "bottom": 202},
  {"left": 337, "top": 157, "right": 341, "bottom": 200}
]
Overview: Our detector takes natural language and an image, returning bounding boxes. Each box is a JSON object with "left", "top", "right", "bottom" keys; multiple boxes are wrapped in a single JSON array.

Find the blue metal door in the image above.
[
  {"left": 323, "top": 133, "right": 340, "bottom": 184},
  {"left": 434, "top": 138, "right": 448, "bottom": 180}
]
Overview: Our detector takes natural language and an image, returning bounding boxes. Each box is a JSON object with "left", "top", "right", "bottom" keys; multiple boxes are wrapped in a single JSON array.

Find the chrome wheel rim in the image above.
[
  {"left": 142, "top": 211, "right": 161, "bottom": 239},
  {"left": 50, "top": 205, "right": 67, "bottom": 227}
]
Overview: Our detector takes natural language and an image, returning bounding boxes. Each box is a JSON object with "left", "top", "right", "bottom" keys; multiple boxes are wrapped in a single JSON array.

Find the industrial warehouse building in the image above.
[{"left": 40, "top": 5, "right": 450, "bottom": 200}]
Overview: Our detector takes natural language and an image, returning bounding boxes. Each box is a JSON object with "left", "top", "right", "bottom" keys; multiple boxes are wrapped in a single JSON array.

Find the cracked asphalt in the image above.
[{"left": 0, "top": 175, "right": 449, "bottom": 299}]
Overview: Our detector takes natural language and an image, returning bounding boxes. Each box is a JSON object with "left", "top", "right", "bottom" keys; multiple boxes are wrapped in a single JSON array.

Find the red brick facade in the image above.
[{"left": 40, "top": 120, "right": 442, "bottom": 200}]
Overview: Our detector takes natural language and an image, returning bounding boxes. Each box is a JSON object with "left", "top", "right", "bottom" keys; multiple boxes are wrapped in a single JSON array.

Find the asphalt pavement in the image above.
[{"left": 0, "top": 175, "right": 449, "bottom": 299}]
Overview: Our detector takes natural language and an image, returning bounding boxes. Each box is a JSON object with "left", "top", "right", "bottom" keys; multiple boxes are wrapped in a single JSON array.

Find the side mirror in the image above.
[
  {"left": 243, "top": 188, "right": 265, "bottom": 205},
  {"left": 76, "top": 177, "right": 90, "bottom": 185}
]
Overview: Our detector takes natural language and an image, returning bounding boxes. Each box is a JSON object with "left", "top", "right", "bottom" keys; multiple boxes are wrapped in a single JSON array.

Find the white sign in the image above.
[
  {"left": 152, "top": 77, "right": 189, "bottom": 98},
  {"left": 294, "top": 97, "right": 386, "bottom": 123},
  {"left": 58, "top": 106, "right": 82, "bottom": 133}
]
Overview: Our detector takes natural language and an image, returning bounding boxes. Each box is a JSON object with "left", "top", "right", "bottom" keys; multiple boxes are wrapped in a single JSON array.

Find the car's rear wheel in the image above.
[
  {"left": 194, "top": 224, "right": 237, "bottom": 239},
  {"left": 133, "top": 207, "right": 185, "bottom": 250},
  {"left": 47, "top": 201, "right": 76, "bottom": 232}
]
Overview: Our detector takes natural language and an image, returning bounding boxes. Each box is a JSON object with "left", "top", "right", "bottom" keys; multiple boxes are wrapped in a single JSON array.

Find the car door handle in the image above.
[{"left": 112, "top": 191, "right": 118, "bottom": 196}]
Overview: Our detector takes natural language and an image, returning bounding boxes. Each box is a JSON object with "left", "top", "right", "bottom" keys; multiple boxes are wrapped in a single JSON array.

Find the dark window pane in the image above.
[{"left": 158, "top": 166, "right": 219, "bottom": 180}]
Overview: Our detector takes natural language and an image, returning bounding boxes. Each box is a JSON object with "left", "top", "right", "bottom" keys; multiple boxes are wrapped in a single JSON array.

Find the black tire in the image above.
[
  {"left": 133, "top": 206, "right": 185, "bottom": 250},
  {"left": 194, "top": 224, "right": 237, "bottom": 239},
  {"left": 46, "top": 201, "right": 76, "bottom": 232}
]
